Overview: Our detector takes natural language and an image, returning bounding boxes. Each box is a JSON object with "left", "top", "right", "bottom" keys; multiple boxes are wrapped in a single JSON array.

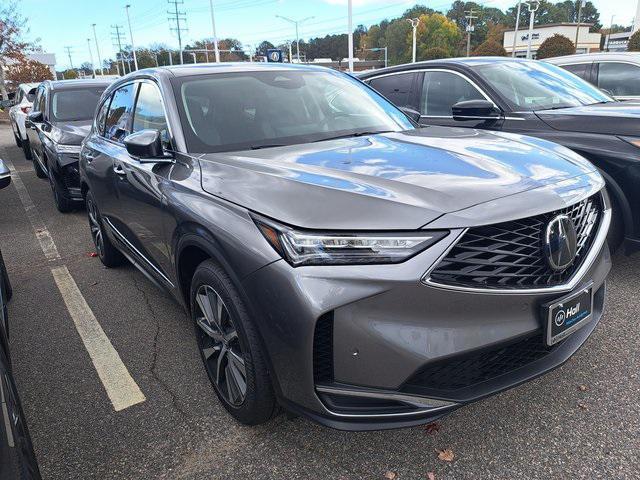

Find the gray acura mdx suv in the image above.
[{"left": 80, "top": 63, "right": 611, "bottom": 430}]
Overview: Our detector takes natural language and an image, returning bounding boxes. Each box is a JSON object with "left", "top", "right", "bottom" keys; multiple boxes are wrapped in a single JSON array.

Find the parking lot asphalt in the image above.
[{"left": 0, "top": 118, "right": 638, "bottom": 480}]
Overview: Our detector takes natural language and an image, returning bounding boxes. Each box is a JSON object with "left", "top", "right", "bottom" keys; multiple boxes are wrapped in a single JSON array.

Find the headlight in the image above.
[
  {"left": 55, "top": 144, "right": 82, "bottom": 155},
  {"left": 253, "top": 215, "right": 448, "bottom": 266}
]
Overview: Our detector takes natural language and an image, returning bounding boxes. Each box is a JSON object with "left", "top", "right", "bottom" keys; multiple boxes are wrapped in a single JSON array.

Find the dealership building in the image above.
[{"left": 503, "top": 23, "right": 601, "bottom": 58}]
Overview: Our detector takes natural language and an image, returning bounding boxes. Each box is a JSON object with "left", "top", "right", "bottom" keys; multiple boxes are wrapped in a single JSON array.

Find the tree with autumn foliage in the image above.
[
  {"left": 6, "top": 59, "right": 52, "bottom": 85},
  {"left": 536, "top": 34, "right": 575, "bottom": 59},
  {"left": 0, "top": 1, "right": 31, "bottom": 100}
]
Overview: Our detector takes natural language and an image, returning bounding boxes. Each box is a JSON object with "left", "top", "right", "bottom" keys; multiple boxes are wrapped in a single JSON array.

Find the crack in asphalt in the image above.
[{"left": 131, "top": 273, "right": 193, "bottom": 421}]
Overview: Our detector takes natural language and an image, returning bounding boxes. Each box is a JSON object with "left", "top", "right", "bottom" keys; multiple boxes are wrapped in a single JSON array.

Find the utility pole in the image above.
[
  {"left": 168, "top": 0, "right": 187, "bottom": 64},
  {"left": 111, "top": 24, "right": 127, "bottom": 74},
  {"left": 407, "top": 18, "right": 419, "bottom": 63},
  {"left": 525, "top": 0, "right": 540, "bottom": 59},
  {"left": 512, "top": 1, "right": 522, "bottom": 57},
  {"left": 465, "top": 9, "right": 478, "bottom": 56},
  {"left": 605, "top": 15, "right": 615, "bottom": 51},
  {"left": 574, "top": 0, "right": 586, "bottom": 53},
  {"left": 347, "top": 0, "right": 354, "bottom": 72},
  {"left": 276, "top": 15, "right": 314, "bottom": 63},
  {"left": 87, "top": 39, "right": 96, "bottom": 77},
  {"left": 125, "top": 5, "right": 138, "bottom": 70},
  {"left": 208, "top": 0, "right": 220, "bottom": 62},
  {"left": 287, "top": 41, "right": 293, "bottom": 63},
  {"left": 91, "top": 24, "right": 104, "bottom": 76},
  {"left": 153, "top": 52, "right": 159, "bottom": 67},
  {"left": 64, "top": 46, "right": 74, "bottom": 70}
]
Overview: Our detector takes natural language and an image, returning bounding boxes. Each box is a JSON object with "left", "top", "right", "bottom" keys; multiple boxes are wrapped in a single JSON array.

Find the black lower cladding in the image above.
[{"left": 429, "top": 193, "right": 603, "bottom": 289}]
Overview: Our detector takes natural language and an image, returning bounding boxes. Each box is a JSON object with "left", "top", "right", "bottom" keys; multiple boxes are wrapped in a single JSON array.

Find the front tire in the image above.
[
  {"left": 190, "top": 260, "right": 277, "bottom": 425},
  {"left": 608, "top": 195, "right": 624, "bottom": 253},
  {"left": 49, "top": 169, "right": 73, "bottom": 213},
  {"left": 86, "top": 191, "right": 125, "bottom": 268},
  {"left": 33, "top": 155, "right": 47, "bottom": 179}
]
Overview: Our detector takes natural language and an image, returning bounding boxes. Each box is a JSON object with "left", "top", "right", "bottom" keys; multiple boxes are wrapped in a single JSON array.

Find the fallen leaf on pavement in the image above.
[
  {"left": 87, "top": 252, "right": 98, "bottom": 257},
  {"left": 427, "top": 472, "right": 436, "bottom": 480},
  {"left": 578, "top": 385, "right": 587, "bottom": 392},
  {"left": 424, "top": 422, "right": 440, "bottom": 435},
  {"left": 436, "top": 448, "right": 455, "bottom": 462},
  {"left": 578, "top": 403, "right": 588, "bottom": 411},
  {"left": 384, "top": 471, "right": 398, "bottom": 479}
]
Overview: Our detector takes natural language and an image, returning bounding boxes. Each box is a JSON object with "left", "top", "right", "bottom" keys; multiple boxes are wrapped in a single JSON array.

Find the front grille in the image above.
[
  {"left": 61, "top": 164, "right": 80, "bottom": 190},
  {"left": 403, "top": 333, "right": 557, "bottom": 393},
  {"left": 428, "top": 194, "right": 602, "bottom": 290},
  {"left": 313, "top": 313, "right": 334, "bottom": 383}
]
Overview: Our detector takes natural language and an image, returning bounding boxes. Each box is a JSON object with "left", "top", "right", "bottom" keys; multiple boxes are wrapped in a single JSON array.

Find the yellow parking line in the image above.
[{"left": 51, "top": 266, "right": 146, "bottom": 411}]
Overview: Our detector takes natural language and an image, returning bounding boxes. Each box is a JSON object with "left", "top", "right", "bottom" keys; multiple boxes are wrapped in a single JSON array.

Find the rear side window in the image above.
[
  {"left": 561, "top": 63, "right": 589, "bottom": 80},
  {"left": 51, "top": 88, "right": 105, "bottom": 122},
  {"left": 597, "top": 62, "right": 640, "bottom": 97},
  {"left": 132, "top": 82, "right": 170, "bottom": 148},
  {"left": 367, "top": 73, "right": 416, "bottom": 109},
  {"left": 105, "top": 83, "right": 137, "bottom": 143},
  {"left": 420, "top": 71, "right": 485, "bottom": 116}
]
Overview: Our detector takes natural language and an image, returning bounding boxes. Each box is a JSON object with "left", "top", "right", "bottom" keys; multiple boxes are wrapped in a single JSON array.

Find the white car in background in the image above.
[{"left": 8, "top": 82, "right": 39, "bottom": 154}]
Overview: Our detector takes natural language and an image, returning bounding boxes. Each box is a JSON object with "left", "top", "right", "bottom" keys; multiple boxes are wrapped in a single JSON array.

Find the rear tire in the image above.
[
  {"left": 86, "top": 191, "right": 125, "bottom": 268},
  {"left": 13, "top": 131, "right": 22, "bottom": 148},
  {"left": 190, "top": 259, "right": 278, "bottom": 425}
]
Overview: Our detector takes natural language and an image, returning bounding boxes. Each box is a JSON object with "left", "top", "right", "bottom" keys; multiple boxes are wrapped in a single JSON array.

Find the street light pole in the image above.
[
  {"left": 606, "top": 15, "right": 615, "bottom": 51},
  {"left": 208, "top": 0, "right": 220, "bottom": 62},
  {"left": 407, "top": 18, "right": 419, "bottom": 63},
  {"left": 525, "top": 0, "right": 540, "bottom": 59},
  {"left": 87, "top": 38, "right": 96, "bottom": 78},
  {"left": 512, "top": 1, "right": 522, "bottom": 57},
  {"left": 276, "top": 15, "right": 314, "bottom": 63},
  {"left": 125, "top": 5, "right": 138, "bottom": 70},
  {"left": 347, "top": 0, "right": 354, "bottom": 72},
  {"left": 91, "top": 23, "right": 104, "bottom": 75}
]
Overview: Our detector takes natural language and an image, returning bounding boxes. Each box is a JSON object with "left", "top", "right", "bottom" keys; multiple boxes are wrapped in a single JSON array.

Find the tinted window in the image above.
[
  {"left": 368, "top": 73, "right": 415, "bottom": 108},
  {"left": 26, "top": 88, "right": 37, "bottom": 102},
  {"left": 174, "top": 70, "right": 413, "bottom": 153},
  {"left": 132, "top": 82, "right": 170, "bottom": 148},
  {"left": 597, "top": 62, "right": 640, "bottom": 97},
  {"left": 50, "top": 87, "right": 105, "bottom": 122},
  {"left": 105, "top": 83, "right": 137, "bottom": 143},
  {"left": 420, "top": 71, "right": 485, "bottom": 116},
  {"left": 561, "top": 63, "right": 589, "bottom": 80},
  {"left": 34, "top": 86, "right": 45, "bottom": 114},
  {"left": 95, "top": 95, "right": 112, "bottom": 136},
  {"left": 15, "top": 89, "right": 24, "bottom": 103},
  {"left": 475, "top": 61, "right": 612, "bottom": 111}
]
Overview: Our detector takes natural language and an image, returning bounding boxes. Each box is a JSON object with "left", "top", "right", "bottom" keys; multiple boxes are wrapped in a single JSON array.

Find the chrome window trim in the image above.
[
  {"left": 315, "top": 384, "right": 456, "bottom": 418},
  {"left": 103, "top": 217, "right": 175, "bottom": 288},
  {"left": 421, "top": 193, "right": 611, "bottom": 295}
]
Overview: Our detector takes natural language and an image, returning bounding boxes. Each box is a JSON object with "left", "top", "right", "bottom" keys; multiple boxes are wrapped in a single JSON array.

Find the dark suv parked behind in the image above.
[
  {"left": 25, "top": 79, "right": 111, "bottom": 212},
  {"left": 80, "top": 64, "right": 610, "bottom": 430}
]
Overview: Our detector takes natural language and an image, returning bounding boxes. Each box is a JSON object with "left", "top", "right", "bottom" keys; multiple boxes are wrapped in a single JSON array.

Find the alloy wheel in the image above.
[
  {"left": 87, "top": 198, "right": 104, "bottom": 258},
  {"left": 194, "top": 284, "right": 247, "bottom": 406}
]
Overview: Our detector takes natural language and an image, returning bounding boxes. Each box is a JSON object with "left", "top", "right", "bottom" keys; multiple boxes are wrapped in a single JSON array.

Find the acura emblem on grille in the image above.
[{"left": 544, "top": 214, "right": 577, "bottom": 272}]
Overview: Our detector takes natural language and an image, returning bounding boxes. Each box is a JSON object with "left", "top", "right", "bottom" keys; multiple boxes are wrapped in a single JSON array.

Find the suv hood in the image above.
[
  {"left": 536, "top": 102, "right": 640, "bottom": 136},
  {"left": 199, "top": 126, "right": 598, "bottom": 230},
  {"left": 51, "top": 121, "right": 92, "bottom": 145}
]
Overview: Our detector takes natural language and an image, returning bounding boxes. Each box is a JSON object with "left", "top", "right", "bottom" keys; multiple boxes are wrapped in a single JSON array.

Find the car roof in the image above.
[
  {"left": 19, "top": 82, "right": 40, "bottom": 91},
  {"left": 45, "top": 78, "right": 114, "bottom": 91},
  {"left": 545, "top": 52, "right": 640, "bottom": 64},
  {"left": 127, "top": 62, "right": 340, "bottom": 78},
  {"left": 357, "top": 56, "right": 535, "bottom": 77}
]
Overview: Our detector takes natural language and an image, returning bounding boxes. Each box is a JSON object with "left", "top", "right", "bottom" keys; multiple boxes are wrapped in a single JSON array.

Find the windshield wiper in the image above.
[
  {"left": 250, "top": 144, "right": 287, "bottom": 150},
  {"left": 313, "top": 130, "right": 395, "bottom": 142}
]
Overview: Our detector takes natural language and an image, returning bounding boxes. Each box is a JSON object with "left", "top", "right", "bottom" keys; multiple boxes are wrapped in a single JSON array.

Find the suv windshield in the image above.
[
  {"left": 51, "top": 87, "right": 105, "bottom": 122},
  {"left": 475, "top": 61, "right": 613, "bottom": 111},
  {"left": 173, "top": 69, "right": 413, "bottom": 153}
]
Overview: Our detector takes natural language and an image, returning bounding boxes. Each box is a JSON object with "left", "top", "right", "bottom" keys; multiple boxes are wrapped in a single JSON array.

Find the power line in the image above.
[{"left": 168, "top": 0, "right": 188, "bottom": 64}]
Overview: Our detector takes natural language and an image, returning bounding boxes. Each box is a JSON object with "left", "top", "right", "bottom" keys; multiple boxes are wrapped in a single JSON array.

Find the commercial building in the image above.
[{"left": 503, "top": 23, "right": 601, "bottom": 58}]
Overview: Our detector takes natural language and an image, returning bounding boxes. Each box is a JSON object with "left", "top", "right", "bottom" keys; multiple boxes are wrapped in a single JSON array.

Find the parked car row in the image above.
[{"left": 0, "top": 54, "right": 634, "bottom": 432}]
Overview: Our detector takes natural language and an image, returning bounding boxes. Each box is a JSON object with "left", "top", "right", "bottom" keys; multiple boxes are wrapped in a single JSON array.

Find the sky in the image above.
[{"left": 14, "top": 0, "right": 640, "bottom": 70}]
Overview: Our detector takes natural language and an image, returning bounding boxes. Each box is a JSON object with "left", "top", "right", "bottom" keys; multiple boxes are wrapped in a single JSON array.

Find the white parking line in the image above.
[
  {"left": 2, "top": 157, "right": 60, "bottom": 261},
  {"left": 3, "top": 154, "right": 146, "bottom": 411},
  {"left": 52, "top": 266, "right": 146, "bottom": 411}
]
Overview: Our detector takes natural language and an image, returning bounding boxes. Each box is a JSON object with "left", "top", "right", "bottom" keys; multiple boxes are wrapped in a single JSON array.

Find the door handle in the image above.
[{"left": 113, "top": 164, "right": 126, "bottom": 176}]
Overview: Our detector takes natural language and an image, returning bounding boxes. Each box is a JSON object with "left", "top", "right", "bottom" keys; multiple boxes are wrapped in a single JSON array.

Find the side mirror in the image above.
[
  {"left": 399, "top": 106, "right": 421, "bottom": 124},
  {"left": 452, "top": 100, "right": 501, "bottom": 121},
  {"left": 0, "top": 160, "right": 11, "bottom": 190},
  {"left": 123, "top": 129, "right": 173, "bottom": 163},
  {"left": 27, "top": 110, "right": 43, "bottom": 123}
]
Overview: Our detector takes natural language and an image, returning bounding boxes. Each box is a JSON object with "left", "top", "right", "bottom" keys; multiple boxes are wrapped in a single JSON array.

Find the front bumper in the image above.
[{"left": 242, "top": 206, "right": 611, "bottom": 431}]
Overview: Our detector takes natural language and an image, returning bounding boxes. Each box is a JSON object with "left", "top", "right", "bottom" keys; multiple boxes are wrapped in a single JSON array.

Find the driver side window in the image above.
[{"left": 420, "top": 71, "right": 485, "bottom": 117}]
